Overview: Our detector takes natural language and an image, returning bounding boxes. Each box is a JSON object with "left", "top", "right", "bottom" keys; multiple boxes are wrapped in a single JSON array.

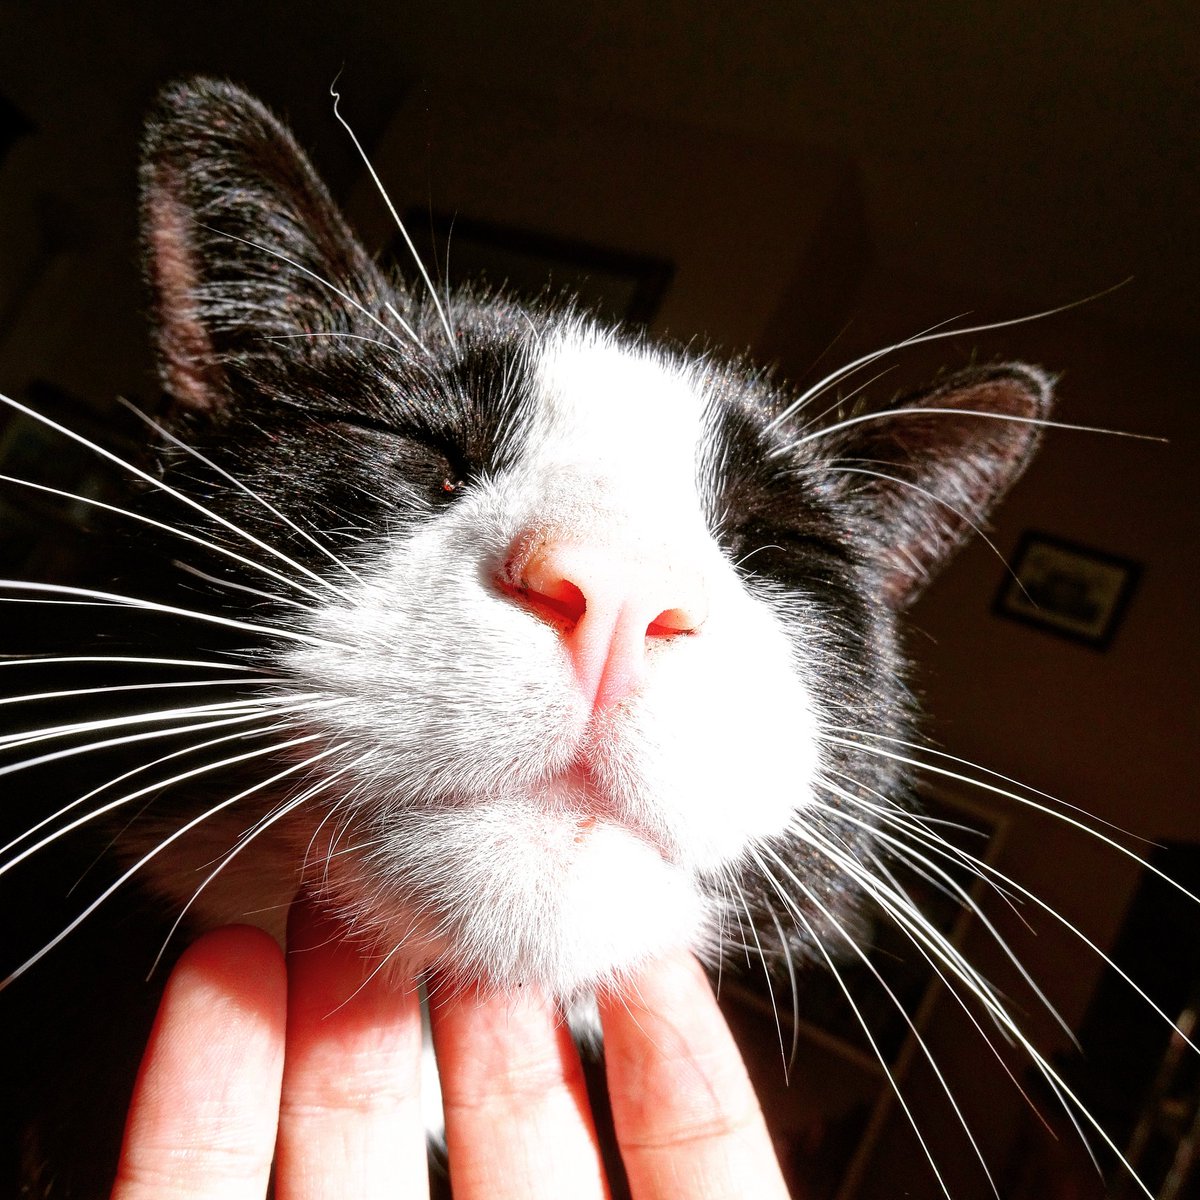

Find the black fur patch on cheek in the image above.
[
  {"left": 146, "top": 313, "right": 543, "bottom": 571},
  {"left": 704, "top": 393, "right": 862, "bottom": 596}
]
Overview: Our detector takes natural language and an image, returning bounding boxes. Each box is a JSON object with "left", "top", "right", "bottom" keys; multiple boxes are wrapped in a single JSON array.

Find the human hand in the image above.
[{"left": 110, "top": 903, "right": 791, "bottom": 1199}]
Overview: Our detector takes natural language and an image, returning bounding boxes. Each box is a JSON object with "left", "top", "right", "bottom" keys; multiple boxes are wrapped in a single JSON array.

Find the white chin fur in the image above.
[{"left": 310, "top": 799, "right": 708, "bottom": 996}]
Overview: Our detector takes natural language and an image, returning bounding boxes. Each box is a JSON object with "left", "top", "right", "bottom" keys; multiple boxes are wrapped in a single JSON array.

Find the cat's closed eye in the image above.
[{"left": 327, "top": 420, "right": 470, "bottom": 504}]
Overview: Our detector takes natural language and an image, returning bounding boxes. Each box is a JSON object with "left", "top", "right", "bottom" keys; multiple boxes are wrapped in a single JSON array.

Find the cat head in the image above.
[{"left": 136, "top": 78, "right": 1052, "bottom": 995}]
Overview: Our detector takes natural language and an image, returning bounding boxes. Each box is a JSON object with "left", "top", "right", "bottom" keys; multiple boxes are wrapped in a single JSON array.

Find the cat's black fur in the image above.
[{"left": 1, "top": 78, "right": 1054, "bottom": 1196}]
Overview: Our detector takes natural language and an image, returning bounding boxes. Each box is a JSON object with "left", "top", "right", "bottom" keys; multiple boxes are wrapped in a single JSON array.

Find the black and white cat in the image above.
[{"left": 0, "top": 78, "right": 1163, "bottom": 1197}]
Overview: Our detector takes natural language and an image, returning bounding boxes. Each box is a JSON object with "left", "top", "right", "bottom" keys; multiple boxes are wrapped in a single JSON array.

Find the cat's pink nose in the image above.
[{"left": 499, "top": 535, "right": 707, "bottom": 710}]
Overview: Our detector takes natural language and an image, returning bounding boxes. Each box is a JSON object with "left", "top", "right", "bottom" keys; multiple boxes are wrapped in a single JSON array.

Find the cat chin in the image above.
[{"left": 310, "top": 800, "right": 713, "bottom": 996}]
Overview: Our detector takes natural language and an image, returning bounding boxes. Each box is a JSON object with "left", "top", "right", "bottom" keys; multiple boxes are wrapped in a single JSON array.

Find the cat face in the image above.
[
  {"left": 271, "top": 327, "right": 833, "bottom": 993},
  {"left": 118, "top": 78, "right": 1052, "bottom": 998}
]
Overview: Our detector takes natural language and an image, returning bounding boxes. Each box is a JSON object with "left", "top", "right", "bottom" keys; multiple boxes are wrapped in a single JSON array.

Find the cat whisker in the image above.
[
  {"left": 0, "top": 711, "right": 272, "bottom": 784},
  {"left": 783, "top": 362, "right": 899, "bottom": 441},
  {"left": 824, "top": 724, "right": 1154, "bottom": 843},
  {"left": 793, "top": 405, "right": 1163, "bottom": 455},
  {"left": 775, "top": 824, "right": 1159, "bottom": 1197},
  {"left": 811, "top": 782, "right": 1074, "bottom": 1042},
  {"left": 0, "top": 391, "right": 352, "bottom": 603},
  {"left": 327, "top": 937, "right": 413, "bottom": 1018},
  {"left": 1, "top": 714, "right": 306, "bottom": 860},
  {"left": 0, "top": 731, "right": 329, "bottom": 883},
  {"left": 795, "top": 805, "right": 1057, "bottom": 1044},
  {"left": 197, "top": 222, "right": 426, "bottom": 358},
  {"left": 0, "top": 693, "right": 325, "bottom": 754},
  {"left": 0, "top": 655, "right": 263, "bottom": 672},
  {"left": 329, "top": 80, "right": 457, "bottom": 354},
  {"left": 859, "top": 844, "right": 1104, "bottom": 1180},
  {"left": 440, "top": 215, "right": 457, "bottom": 346},
  {"left": 220, "top": 752, "right": 369, "bottom": 879},
  {"left": 0, "top": 471, "right": 333, "bottom": 607},
  {"left": 0, "top": 579, "right": 349, "bottom": 650},
  {"left": 763, "top": 896, "right": 803, "bottom": 1071},
  {"left": 859, "top": 793, "right": 1199, "bottom": 1059},
  {"left": 0, "top": 742, "right": 344, "bottom": 991},
  {"left": 729, "top": 878, "right": 788, "bottom": 1084},
  {"left": 753, "top": 847, "right": 957, "bottom": 1200},
  {"left": 172, "top": 560, "right": 309, "bottom": 609},
  {"left": 324, "top": 816, "right": 358, "bottom": 868},
  {"left": 868, "top": 844, "right": 1046, "bottom": 1060},
  {"left": 765, "top": 312, "right": 969, "bottom": 435},
  {"left": 781, "top": 454, "right": 1024, "bottom": 595},
  {"left": 151, "top": 747, "right": 362, "bottom": 974},
  {"left": 822, "top": 733, "right": 1200, "bottom": 907},
  {"left": 986, "top": 865, "right": 1199, "bottom": 1054},
  {"left": 121, "top": 399, "right": 368, "bottom": 589},
  {"left": 766, "top": 838, "right": 1047, "bottom": 1200},
  {"left": 66, "top": 795, "right": 163, "bottom": 901},
  {"left": 819, "top": 776, "right": 1030, "bottom": 924},
  {"left": 261, "top": 330, "right": 411, "bottom": 356},
  {"left": 817, "top": 767, "right": 991, "bottom": 874},
  {"left": 791, "top": 812, "right": 1025, "bottom": 1044},
  {"left": 765, "top": 282, "right": 1133, "bottom": 439},
  {"left": 708, "top": 866, "right": 735, "bottom": 1001},
  {"left": 299, "top": 791, "right": 355, "bottom": 882},
  {"left": 732, "top": 544, "right": 786, "bottom": 571},
  {"left": 0, "top": 676, "right": 257, "bottom": 711},
  {"left": 383, "top": 301, "right": 428, "bottom": 350}
]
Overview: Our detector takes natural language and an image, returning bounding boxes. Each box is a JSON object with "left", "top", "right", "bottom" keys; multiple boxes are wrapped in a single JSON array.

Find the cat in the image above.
[{"left": 0, "top": 77, "right": 1177, "bottom": 1198}]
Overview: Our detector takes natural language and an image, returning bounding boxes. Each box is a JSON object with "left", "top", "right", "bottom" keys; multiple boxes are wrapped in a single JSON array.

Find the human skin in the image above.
[{"left": 110, "top": 903, "right": 791, "bottom": 1200}]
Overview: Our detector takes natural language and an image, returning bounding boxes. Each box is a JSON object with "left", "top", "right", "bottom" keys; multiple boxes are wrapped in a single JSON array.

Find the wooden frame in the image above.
[
  {"left": 390, "top": 211, "right": 674, "bottom": 326},
  {"left": 994, "top": 530, "right": 1141, "bottom": 650}
]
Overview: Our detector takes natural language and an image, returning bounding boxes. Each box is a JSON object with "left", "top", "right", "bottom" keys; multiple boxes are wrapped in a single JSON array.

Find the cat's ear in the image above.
[
  {"left": 826, "top": 364, "right": 1054, "bottom": 609},
  {"left": 139, "top": 77, "right": 391, "bottom": 414}
]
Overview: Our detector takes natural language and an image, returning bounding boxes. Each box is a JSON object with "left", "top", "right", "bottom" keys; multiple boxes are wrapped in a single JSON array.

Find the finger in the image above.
[
  {"left": 430, "top": 981, "right": 609, "bottom": 1200},
  {"left": 599, "top": 953, "right": 790, "bottom": 1200},
  {"left": 274, "top": 899, "right": 427, "bottom": 1200},
  {"left": 111, "top": 926, "right": 286, "bottom": 1200}
]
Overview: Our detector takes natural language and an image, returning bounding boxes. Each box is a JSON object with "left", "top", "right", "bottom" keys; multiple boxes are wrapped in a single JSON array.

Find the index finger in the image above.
[{"left": 598, "top": 953, "right": 790, "bottom": 1200}]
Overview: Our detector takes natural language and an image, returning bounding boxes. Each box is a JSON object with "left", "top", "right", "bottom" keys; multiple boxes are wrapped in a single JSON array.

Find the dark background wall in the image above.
[{"left": 1, "top": 3, "right": 1196, "bottom": 1197}]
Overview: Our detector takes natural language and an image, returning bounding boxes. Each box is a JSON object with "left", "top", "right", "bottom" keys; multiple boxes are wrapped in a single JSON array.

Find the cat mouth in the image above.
[{"left": 534, "top": 762, "right": 676, "bottom": 864}]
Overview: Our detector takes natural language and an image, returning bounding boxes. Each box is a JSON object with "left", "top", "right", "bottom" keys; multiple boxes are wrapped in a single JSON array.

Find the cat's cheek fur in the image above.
[
  {"left": 280, "top": 483, "right": 592, "bottom": 792},
  {"left": 595, "top": 591, "right": 822, "bottom": 868}
]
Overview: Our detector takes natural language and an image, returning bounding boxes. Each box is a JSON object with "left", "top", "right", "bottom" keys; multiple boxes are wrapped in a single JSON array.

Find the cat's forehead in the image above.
[
  {"left": 533, "top": 329, "right": 704, "bottom": 452},
  {"left": 516, "top": 326, "right": 714, "bottom": 506}
]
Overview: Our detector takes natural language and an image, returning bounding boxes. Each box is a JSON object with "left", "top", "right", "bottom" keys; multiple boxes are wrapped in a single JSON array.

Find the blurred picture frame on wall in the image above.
[
  {"left": 994, "top": 530, "right": 1141, "bottom": 650},
  {"left": 392, "top": 210, "right": 674, "bottom": 327}
]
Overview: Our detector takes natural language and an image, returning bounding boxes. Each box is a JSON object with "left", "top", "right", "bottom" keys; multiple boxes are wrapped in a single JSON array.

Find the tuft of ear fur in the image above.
[
  {"left": 139, "top": 77, "right": 391, "bottom": 415},
  {"left": 828, "top": 363, "right": 1054, "bottom": 608}
]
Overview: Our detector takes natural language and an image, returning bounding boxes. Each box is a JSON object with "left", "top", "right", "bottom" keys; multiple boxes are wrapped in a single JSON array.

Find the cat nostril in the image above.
[
  {"left": 499, "top": 543, "right": 588, "bottom": 630},
  {"left": 501, "top": 539, "right": 708, "bottom": 638},
  {"left": 646, "top": 604, "right": 704, "bottom": 638},
  {"left": 511, "top": 576, "right": 587, "bottom": 631}
]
